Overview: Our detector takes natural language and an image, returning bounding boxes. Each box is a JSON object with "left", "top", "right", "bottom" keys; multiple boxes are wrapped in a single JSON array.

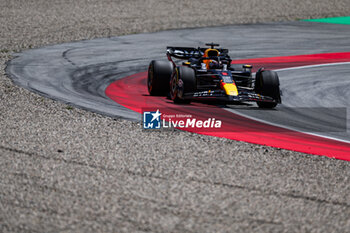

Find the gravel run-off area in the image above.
[{"left": 1, "top": 0, "right": 350, "bottom": 232}]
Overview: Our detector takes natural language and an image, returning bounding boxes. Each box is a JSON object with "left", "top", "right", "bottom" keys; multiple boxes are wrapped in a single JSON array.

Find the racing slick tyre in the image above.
[
  {"left": 255, "top": 70, "right": 281, "bottom": 109},
  {"left": 170, "top": 66, "right": 196, "bottom": 104},
  {"left": 148, "top": 60, "right": 173, "bottom": 96}
]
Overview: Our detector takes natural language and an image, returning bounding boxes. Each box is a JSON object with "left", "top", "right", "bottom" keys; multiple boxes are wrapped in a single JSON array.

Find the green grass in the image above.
[{"left": 302, "top": 16, "right": 350, "bottom": 25}]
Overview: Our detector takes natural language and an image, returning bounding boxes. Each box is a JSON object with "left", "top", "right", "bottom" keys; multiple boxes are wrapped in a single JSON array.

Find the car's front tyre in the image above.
[{"left": 255, "top": 70, "right": 281, "bottom": 109}]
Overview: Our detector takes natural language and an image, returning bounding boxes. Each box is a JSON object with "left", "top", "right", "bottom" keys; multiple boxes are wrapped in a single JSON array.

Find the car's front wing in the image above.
[{"left": 183, "top": 89, "right": 280, "bottom": 103}]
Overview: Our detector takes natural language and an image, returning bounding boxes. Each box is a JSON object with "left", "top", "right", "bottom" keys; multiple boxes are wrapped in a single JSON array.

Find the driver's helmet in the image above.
[{"left": 203, "top": 48, "right": 219, "bottom": 69}]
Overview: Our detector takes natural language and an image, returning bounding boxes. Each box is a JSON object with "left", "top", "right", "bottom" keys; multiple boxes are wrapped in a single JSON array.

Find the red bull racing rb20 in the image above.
[{"left": 147, "top": 43, "right": 281, "bottom": 108}]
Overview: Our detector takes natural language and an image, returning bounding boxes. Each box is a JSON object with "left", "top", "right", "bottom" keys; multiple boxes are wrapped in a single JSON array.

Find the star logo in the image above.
[
  {"left": 150, "top": 109, "right": 161, "bottom": 122},
  {"left": 143, "top": 109, "right": 162, "bottom": 129}
]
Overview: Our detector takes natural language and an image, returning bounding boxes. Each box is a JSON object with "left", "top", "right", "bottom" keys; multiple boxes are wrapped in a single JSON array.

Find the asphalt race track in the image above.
[
  {"left": 229, "top": 62, "right": 350, "bottom": 141},
  {"left": 106, "top": 52, "right": 350, "bottom": 160},
  {"left": 6, "top": 21, "right": 350, "bottom": 158}
]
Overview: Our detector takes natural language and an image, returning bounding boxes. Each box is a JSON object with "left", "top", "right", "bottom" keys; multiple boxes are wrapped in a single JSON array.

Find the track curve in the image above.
[
  {"left": 6, "top": 21, "right": 350, "bottom": 160},
  {"left": 105, "top": 57, "right": 350, "bottom": 160}
]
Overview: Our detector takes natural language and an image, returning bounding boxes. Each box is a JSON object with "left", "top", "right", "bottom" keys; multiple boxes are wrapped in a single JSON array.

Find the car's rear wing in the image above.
[{"left": 167, "top": 46, "right": 229, "bottom": 59}]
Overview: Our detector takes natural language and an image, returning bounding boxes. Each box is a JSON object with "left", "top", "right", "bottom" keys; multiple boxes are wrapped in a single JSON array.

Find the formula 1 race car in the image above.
[{"left": 147, "top": 43, "right": 281, "bottom": 108}]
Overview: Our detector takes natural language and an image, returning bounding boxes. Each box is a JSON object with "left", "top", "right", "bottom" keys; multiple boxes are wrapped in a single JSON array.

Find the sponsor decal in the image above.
[{"left": 222, "top": 76, "right": 233, "bottom": 83}]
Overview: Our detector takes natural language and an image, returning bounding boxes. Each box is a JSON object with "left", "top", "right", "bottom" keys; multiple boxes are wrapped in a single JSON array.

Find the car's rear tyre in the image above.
[
  {"left": 148, "top": 60, "right": 173, "bottom": 96},
  {"left": 170, "top": 66, "right": 196, "bottom": 104},
  {"left": 255, "top": 70, "right": 281, "bottom": 109}
]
